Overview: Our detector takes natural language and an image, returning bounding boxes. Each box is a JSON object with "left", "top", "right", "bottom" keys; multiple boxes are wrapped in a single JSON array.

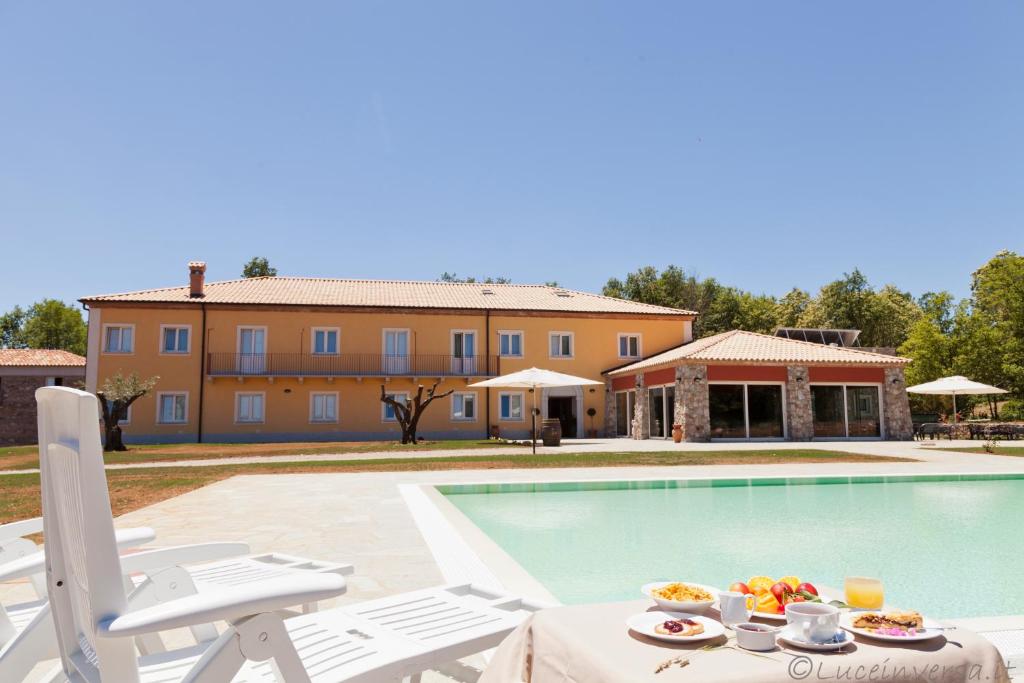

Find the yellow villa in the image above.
[{"left": 81, "top": 262, "right": 695, "bottom": 443}]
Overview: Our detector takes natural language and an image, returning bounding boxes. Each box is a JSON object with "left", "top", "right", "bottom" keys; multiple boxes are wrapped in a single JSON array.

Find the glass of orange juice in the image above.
[{"left": 845, "top": 576, "right": 884, "bottom": 609}]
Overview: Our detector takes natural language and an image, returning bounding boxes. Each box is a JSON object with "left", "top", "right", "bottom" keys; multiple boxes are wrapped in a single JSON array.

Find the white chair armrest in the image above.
[
  {"left": 118, "top": 542, "right": 251, "bottom": 574},
  {"left": 115, "top": 527, "right": 157, "bottom": 550},
  {"left": 0, "top": 517, "right": 43, "bottom": 541},
  {"left": 99, "top": 573, "right": 346, "bottom": 637},
  {"left": 0, "top": 527, "right": 155, "bottom": 582}
]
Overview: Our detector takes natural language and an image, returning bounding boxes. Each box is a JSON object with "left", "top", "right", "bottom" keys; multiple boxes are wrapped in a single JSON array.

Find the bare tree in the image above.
[
  {"left": 96, "top": 372, "right": 159, "bottom": 451},
  {"left": 380, "top": 381, "right": 454, "bottom": 444}
]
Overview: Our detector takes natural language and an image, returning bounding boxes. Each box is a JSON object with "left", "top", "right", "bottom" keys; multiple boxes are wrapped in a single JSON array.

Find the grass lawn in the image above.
[
  {"left": 0, "top": 449, "right": 910, "bottom": 523},
  {"left": 935, "top": 446, "right": 1024, "bottom": 456},
  {"left": 0, "top": 439, "right": 520, "bottom": 471}
]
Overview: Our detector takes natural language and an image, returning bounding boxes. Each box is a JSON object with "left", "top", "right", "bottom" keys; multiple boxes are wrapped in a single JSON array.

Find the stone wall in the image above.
[
  {"left": 0, "top": 374, "right": 81, "bottom": 445},
  {"left": 883, "top": 367, "right": 914, "bottom": 440},
  {"left": 631, "top": 374, "right": 650, "bottom": 439},
  {"left": 675, "top": 364, "right": 709, "bottom": 442},
  {"left": 786, "top": 366, "right": 813, "bottom": 441}
]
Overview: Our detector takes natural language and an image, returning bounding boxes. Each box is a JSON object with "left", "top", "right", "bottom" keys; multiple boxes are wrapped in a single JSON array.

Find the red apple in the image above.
[
  {"left": 796, "top": 582, "right": 818, "bottom": 596},
  {"left": 770, "top": 582, "right": 793, "bottom": 603},
  {"left": 729, "top": 582, "right": 752, "bottom": 595}
]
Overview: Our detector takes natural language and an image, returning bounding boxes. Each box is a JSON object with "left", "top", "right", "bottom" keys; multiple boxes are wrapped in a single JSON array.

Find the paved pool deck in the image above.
[{"left": 5, "top": 442, "right": 1023, "bottom": 680}]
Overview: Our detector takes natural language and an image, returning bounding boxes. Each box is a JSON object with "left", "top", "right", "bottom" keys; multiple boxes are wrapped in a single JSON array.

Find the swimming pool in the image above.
[{"left": 441, "top": 474, "right": 1024, "bottom": 619}]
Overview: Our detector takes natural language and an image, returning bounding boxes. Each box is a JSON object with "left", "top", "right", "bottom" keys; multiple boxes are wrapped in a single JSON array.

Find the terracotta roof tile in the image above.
[
  {"left": 607, "top": 330, "right": 908, "bottom": 375},
  {"left": 0, "top": 349, "right": 86, "bottom": 367},
  {"left": 81, "top": 277, "right": 695, "bottom": 316}
]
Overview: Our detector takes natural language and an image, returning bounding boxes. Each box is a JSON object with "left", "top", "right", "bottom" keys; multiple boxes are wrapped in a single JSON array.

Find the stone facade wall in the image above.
[
  {"left": 631, "top": 374, "right": 650, "bottom": 439},
  {"left": 786, "top": 366, "right": 814, "bottom": 441},
  {"left": 883, "top": 367, "right": 914, "bottom": 440},
  {"left": 675, "top": 364, "right": 710, "bottom": 442},
  {"left": 0, "top": 374, "right": 81, "bottom": 445}
]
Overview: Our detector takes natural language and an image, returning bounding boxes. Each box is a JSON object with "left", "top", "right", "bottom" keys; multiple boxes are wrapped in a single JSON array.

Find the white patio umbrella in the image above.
[
  {"left": 905, "top": 375, "right": 1008, "bottom": 423},
  {"left": 469, "top": 367, "right": 603, "bottom": 453}
]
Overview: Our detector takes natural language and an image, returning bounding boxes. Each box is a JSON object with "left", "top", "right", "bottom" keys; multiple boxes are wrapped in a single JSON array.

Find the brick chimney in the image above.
[{"left": 188, "top": 261, "right": 207, "bottom": 298}]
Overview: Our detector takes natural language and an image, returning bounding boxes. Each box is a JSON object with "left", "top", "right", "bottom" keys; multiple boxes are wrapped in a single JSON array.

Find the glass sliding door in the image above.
[
  {"left": 648, "top": 387, "right": 666, "bottom": 438},
  {"left": 812, "top": 385, "right": 848, "bottom": 437},
  {"left": 615, "top": 391, "right": 633, "bottom": 437},
  {"left": 747, "top": 385, "right": 785, "bottom": 438},
  {"left": 709, "top": 384, "right": 746, "bottom": 439},
  {"left": 846, "top": 386, "right": 881, "bottom": 437}
]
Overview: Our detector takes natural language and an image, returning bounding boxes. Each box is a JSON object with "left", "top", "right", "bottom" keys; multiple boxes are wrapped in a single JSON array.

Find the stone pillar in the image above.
[
  {"left": 675, "top": 364, "right": 710, "bottom": 442},
  {"left": 786, "top": 366, "right": 813, "bottom": 441},
  {"left": 632, "top": 374, "right": 649, "bottom": 439},
  {"left": 883, "top": 367, "right": 914, "bottom": 440},
  {"left": 603, "top": 377, "right": 616, "bottom": 437}
]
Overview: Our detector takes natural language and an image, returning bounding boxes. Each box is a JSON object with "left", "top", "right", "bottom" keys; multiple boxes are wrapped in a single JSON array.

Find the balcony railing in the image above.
[{"left": 207, "top": 353, "right": 500, "bottom": 378}]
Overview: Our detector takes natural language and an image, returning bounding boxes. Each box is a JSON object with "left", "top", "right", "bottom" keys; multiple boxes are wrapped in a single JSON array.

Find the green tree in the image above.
[
  {"left": 917, "top": 291, "right": 956, "bottom": 334},
  {"left": 798, "top": 271, "right": 921, "bottom": 348},
  {"left": 603, "top": 266, "right": 730, "bottom": 337},
  {"left": 968, "top": 250, "right": 1024, "bottom": 397},
  {"left": 242, "top": 257, "right": 278, "bottom": 278},
  {"left": 0, "top": 306, "right": 27, "bottom": 348},
  {"left": 950, "top": 307, "right": 1011, "bottom": 418},
  {"left": 898, "top": 318, "right": 953, "bottom": 414},
  {"left": 96, "top": 372, "right": 159, "bottom": 451},
  {"left": 21, "top": 299, "right": 87, "bottom": 354},
  {"left": 438, "top": 272, "right": 512, "bottom": 284},
  {"left": 776, "top": 289, "right": 812, "bottom": 328}
]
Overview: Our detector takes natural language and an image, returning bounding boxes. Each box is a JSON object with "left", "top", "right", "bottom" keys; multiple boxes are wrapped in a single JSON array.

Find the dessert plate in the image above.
[
  {"left": 626, "top": 611, "right": 726, "bottom": 644},
  {"left": 839, "top": 613, "right": 944, "bottom": 642}
]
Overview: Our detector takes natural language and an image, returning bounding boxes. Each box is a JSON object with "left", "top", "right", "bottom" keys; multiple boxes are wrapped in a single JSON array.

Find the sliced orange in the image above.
[
  {"left": 779, "top": 576, "right": 801, "bottom": 590},
  {"left": 756, "top": 592, "right": 779, "bottom": 613},
  {"left": 747, "top": 576, "right": 775, "bottom": 595}
]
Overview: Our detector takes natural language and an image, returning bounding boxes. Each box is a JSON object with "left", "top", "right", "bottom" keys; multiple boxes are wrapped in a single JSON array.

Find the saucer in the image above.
[{"left": 778, "top": 628, "right": 850, "bottom": 652}]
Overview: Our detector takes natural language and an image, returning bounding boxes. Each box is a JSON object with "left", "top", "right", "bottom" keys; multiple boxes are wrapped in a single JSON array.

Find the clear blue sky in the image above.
[{"left": 2, "top": 2, "right": 1022, "bottom": 314}]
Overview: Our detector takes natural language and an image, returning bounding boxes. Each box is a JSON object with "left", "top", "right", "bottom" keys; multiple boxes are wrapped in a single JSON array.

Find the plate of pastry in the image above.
[
  {"left": 840, "top": 610, "right": 944, "bottom": 642},
  {"left": 626, "top": 611, "right": 726, "bottom": 644}
]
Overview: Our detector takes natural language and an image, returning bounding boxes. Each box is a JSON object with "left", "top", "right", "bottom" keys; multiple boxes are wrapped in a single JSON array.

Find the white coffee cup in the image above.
[
  {"left": 785, "top": 602, "right": 840, "bottom": 643},
  {"left": 719, "top": 590, "right": 756, "bottom": 626}
]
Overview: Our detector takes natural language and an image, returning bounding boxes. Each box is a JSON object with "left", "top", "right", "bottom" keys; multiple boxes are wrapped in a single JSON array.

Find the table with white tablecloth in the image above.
[{"left": 480, "top": 600, "right": 1010, "bottom": 683}]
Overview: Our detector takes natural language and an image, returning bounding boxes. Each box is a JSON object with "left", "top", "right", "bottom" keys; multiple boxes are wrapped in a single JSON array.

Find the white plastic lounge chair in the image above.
[
  {"left": 1, "top": 520, "right": 155, "bottom": 682},
  {"left": 36, "top": 386, "right": 542, "bottom": 682}
]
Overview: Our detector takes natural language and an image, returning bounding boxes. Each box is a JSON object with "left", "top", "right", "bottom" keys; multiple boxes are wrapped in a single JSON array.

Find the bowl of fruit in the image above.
[{"left": 728, "top": 576, "right": 823, "bottom": 620}]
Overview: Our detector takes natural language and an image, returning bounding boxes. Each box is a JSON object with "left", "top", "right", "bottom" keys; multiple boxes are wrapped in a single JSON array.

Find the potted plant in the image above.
[
  {"left": 672, "top": 423, "right": 683, "bottom": 443},
  {"left": 586, "top": 407, "right": 598, "bottom": 438}
]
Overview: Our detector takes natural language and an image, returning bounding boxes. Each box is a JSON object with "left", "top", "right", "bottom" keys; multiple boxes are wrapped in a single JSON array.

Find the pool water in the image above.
[{"left": 443, "top": 476, "right": 1024, "bottom": 618}]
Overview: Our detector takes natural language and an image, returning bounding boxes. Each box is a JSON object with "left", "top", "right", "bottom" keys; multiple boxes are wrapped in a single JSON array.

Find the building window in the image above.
[
  {"left": 549, "top": 332, "right": 573, "bottom": 359},
  {"left": 382, "top": 392, "right": 409, "bottom": 421},
  {"left": 236, "top": 393, "right": 265, "bottom": 424},
  {"left": 156, "top": 393, "right": 188, "bottom": 424},
  {"left": 105, "top": 399, "right": 132, "bottom": 425},
  {"left": 45, "top": 377, "right": 64, "bottom": 386},
  {"left": 452, "top": 392, "right": 477, "bottom": 421},
  {"left": 498, "top": 331, "right": 523, "bottom": 357},
  {"left": 499, "top": 392, "right": 524, "bottom": 421},
  {"left": 103, "top": 325, "right": 134, "bottom": 353},
  {"left": 312, "top": 328, "right": 339, "bottom": 355},
  {"left": 310, "top": 392, "right": 338, "bottom": 423},
  {"left": 161, "top": 325, "right": 191, "bottom": 354},
  {"left": 618, "top": 334, "right": 641, "bottom": 359}
]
